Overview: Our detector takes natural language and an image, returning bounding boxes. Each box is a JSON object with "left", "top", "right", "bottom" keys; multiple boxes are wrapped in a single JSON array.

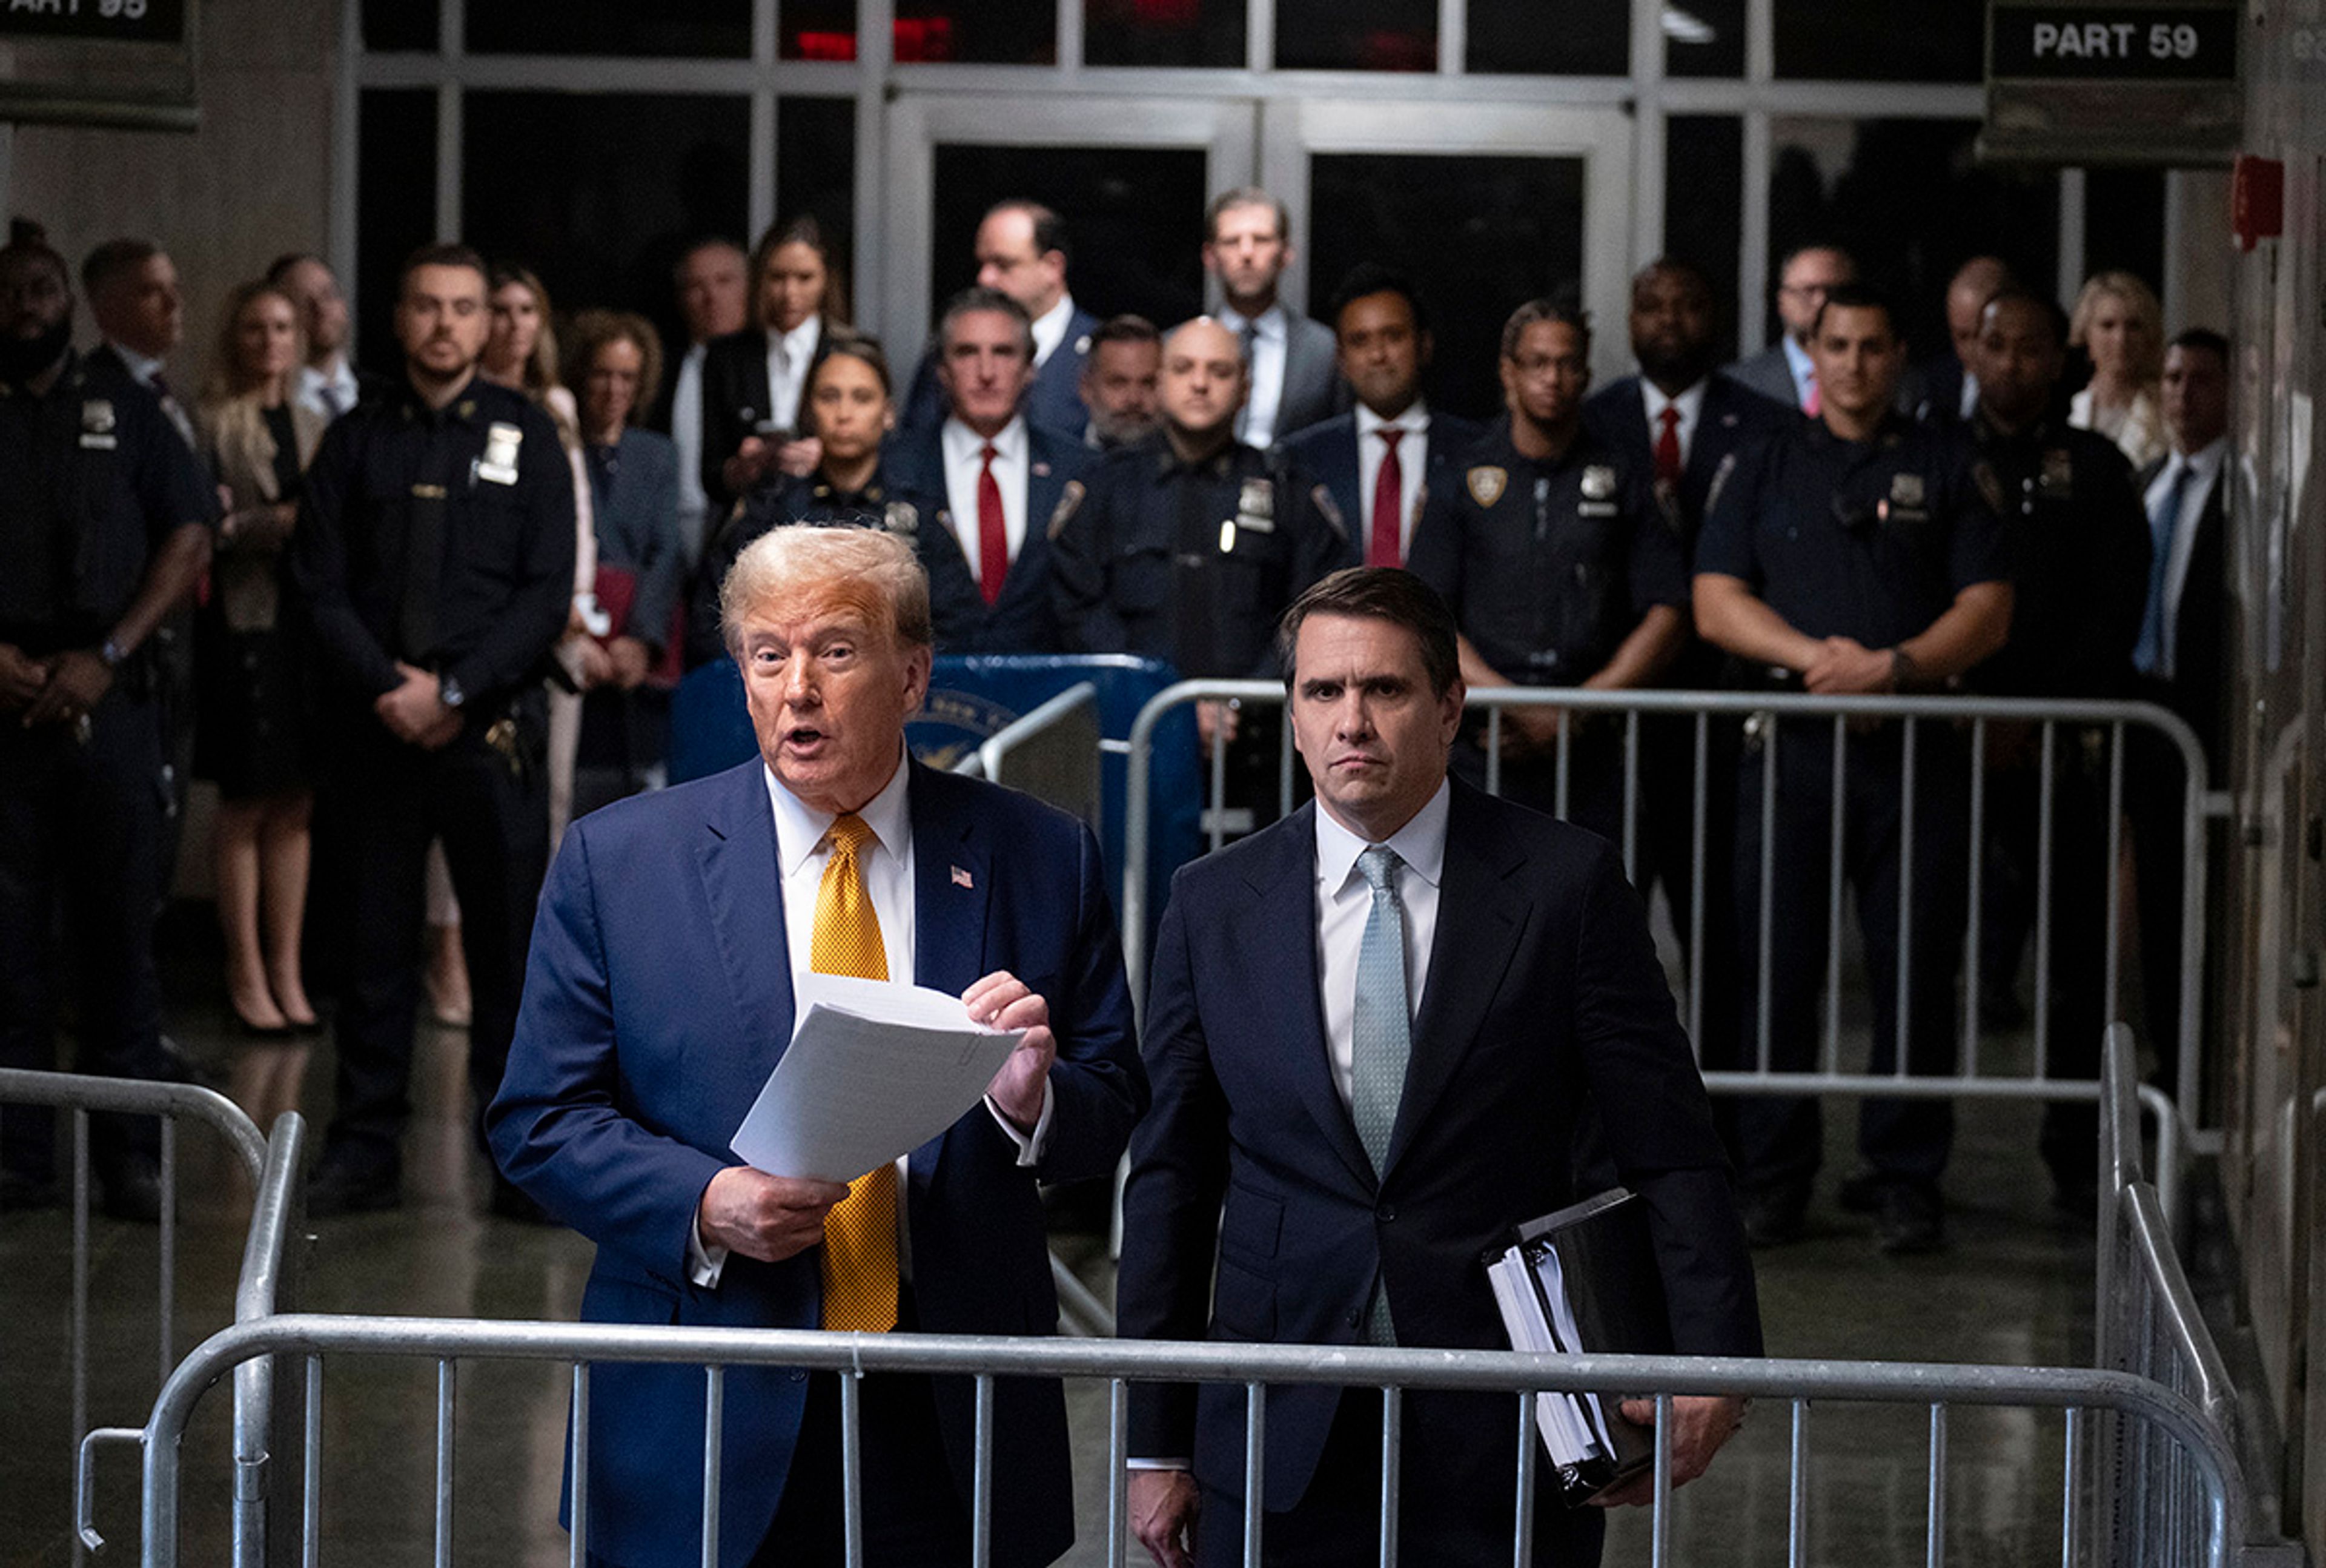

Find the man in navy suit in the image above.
[
  {"left": 489, "top": 525, "right": 1146, "bottom": 1568},
  {"left": 1119, "top": 568, "right": 1758, "bottom": 1567},
  {"left": 904, "top": 200, "right": 1099, "bottom": 440},
  {"left": 1277, "top": 264, "right": 1481, "bottom": 571},
  {"left": 1723, "top": 243, "right": 1854, "bottom": 414},
  {"left": 885, "top": 286, "right": 1090, "bottom": 652}
]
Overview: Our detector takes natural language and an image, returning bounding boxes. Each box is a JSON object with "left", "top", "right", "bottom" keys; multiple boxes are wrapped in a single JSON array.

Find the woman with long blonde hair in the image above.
[{"left": 2067, "top": 270, "right": 2168, "bottom": 469}]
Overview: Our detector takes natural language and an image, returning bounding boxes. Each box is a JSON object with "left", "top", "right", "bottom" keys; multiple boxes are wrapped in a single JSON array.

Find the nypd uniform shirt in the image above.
[
  {"left": 287, "top": 374, "right": 576, "bottom": 711},
  {"left": 0, "top": 349, "right": 215, "bottom": 652},
  {"left": 1967, "top": 414, "right": 2149, "bottom": 700},
  {"left": 1048, "top": 435, "right": 1347, "bottom": 678},
  {"left": 1694, "top": 412, "right": 2006, "bottom": 653},
  {"left": 719, "top": 465, "right": 986, "bottom": 652},
  {"left": 1406, "top": 419, "right": 1688, "bottom": 687}
]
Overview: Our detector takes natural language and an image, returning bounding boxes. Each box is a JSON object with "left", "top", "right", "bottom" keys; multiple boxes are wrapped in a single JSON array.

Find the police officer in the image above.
[
  {"left": 1407, "top": 299, "right": 1689, "bottom": 847},
  {"left": 1963, "top": 286, "right": 2149, "bottom": 1214},
  {"left": 288, "top": 243, "right": 576, "bottom": 1217},
  {"left": 0, "top": 222, "right": 214, "bottom": 1220},
  {"left": 1694, "top": 283, "right": 2012, "bottom": 1254},
  {"left": 1050, "top": 314, "right": 1345, "bottom": 809}
]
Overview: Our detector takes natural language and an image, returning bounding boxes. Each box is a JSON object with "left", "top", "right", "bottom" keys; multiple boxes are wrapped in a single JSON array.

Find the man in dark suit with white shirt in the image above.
[
  {"left": 1119, "top": 567, "right": 1759, "bottom": 1567},
  {"left": 2127, "top": 327, "right": 2230, "bottom": 1097},
  {"left": 1204, "top": 188, "right": 1346, "bottom": 449},
  {"left": 904, "top": 200, "right": 1100, "bottom": 440},
  {"left": 887, "top": 287, "right": 1091, "bottom": 652},
  {"left": 1723, "top": 242, "right": 1854, "bottom": 415},
  {"left": 1278, "top": 265, "right": 1481, "bottom": 571}
]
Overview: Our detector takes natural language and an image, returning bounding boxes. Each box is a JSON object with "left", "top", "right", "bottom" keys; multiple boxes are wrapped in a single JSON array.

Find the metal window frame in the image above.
[{"left": 333, "top": 0, "right": 2069, "bottom": 405}]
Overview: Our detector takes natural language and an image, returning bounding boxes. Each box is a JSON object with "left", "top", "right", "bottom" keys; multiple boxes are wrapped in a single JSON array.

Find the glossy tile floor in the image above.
[{"left": 3, "top": 918, "right": 2102, "bottom": 1567}]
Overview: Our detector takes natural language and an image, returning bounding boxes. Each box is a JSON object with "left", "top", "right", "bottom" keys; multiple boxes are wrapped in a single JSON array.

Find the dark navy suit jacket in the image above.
[
  {"left": 1117, "top": 782, "right": 1760, "bottom": 1518},
  {"left": 884, "top": 417, "right": 1093, "bottom": 653},
  {"left": 1581, "top": 373, "right": 1793, "bottom": 552},
  {"left": 901, "top": 305, "right": 1101, "bottom": 442},
  {"left": 1276, "top": 408, "right": 1486, "bottom": 568},
  {"left": 488, "top": 758, "right": 1147, "bottom": 1568}
]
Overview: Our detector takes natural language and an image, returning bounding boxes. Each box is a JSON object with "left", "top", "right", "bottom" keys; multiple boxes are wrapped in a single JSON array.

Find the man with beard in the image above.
[
  {"left": 0, "top": 222, "right": 214, "bottom": 1220},
  {"left": 1079, "top": 314, "right": 1164, "bottom": 451}
]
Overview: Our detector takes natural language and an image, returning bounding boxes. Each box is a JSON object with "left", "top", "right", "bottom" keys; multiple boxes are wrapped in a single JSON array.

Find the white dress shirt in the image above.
[
  {"left": 691, "top": 752, "right": 1052, "bottom": 1286},
  {"left": 1219, "top": 302, "right": 1288, "bottom": 449},
  {"left": 1781, "top": 336, "right": 1817, "bottom": 412},
  {"left": 1638, "top": 378, "right": 1707, "bottom": 472},
  {"left": 295, "top": 357, "right": 362, "bottom": 422},
  {"left": 1030, "top": 293, "right": 1078, "bottom": 370},
  {"left": 1354, "top": 400, "right": 1433, "bottom": 560},
  {"left": 940, "top": 414, "right": 1029, "bottom": 585},
  {"left": 2147, "top": 435, "right": 2227, "bottom": 682},
  {"left": 672, "top": 342, "right": 710, "bottom": 563},
  {"left": 1313, "top": 781, "right": 1450, "bottom": 1114},
  {"left": 763, "top": 313, "right": 822, "bottom": 435}
]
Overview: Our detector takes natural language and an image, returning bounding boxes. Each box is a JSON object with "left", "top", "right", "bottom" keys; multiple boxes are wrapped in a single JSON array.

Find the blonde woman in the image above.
[
  {"left": 196, "top": 280, "right": 327, "bottom": 1122},
  {"left": 2068, "top": 271, "right": 2168, "bottom": 470}
]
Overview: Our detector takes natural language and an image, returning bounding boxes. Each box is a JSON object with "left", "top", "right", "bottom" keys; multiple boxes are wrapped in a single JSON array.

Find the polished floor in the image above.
[{"left": 3, "top": 915, "right": 2103, "bottom": 1567}]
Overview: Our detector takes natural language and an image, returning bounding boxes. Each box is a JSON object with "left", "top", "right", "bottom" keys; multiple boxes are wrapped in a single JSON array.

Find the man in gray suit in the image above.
[
  {"left": 1204, "top": 188, "right": 1346, "bottom": 448},
  {"left": 1723, "top": 243, "right": 1855, "bottom": 414}
]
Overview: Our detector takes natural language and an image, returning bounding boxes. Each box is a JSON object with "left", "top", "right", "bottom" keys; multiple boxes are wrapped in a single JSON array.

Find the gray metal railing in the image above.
[
  {"left": 124, "top": 1313, "right": 2256, "bottom": 1568},
  {"left": 949, "top": 680, "right": 1102, "bottom": 822},
  {"left": 1122, "top": 684, "right": 2216, "bottom": 1159},
  {"left": 0, "top": 1068, "right": 273, "bottom": 1567}
]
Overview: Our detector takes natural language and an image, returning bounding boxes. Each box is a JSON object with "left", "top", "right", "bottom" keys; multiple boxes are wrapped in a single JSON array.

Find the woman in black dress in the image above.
[{"left": 195, "top": 281, "right": 326, "bottom": 1113}]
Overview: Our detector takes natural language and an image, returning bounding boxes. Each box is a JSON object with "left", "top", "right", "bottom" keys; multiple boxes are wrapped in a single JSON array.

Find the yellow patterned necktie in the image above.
[{"left": 812, "top": 812, "right": 898, "bottom": 1332}]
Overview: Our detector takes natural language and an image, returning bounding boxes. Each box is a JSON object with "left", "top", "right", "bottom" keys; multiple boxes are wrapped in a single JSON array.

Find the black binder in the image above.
[{"left": 1481, "top": 1187, "right": 1674, "bottom": 1507}]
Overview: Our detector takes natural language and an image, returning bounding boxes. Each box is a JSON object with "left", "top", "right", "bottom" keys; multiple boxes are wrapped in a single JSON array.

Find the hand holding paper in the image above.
[{"left": 965, "top": 970, "right": 1057, "bottom": 1131}]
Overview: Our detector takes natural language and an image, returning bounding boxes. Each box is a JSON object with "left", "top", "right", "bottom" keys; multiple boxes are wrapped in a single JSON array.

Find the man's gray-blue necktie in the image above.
[{"left": 1351, "top": 845, "right": 1411, "bottom": 1344}]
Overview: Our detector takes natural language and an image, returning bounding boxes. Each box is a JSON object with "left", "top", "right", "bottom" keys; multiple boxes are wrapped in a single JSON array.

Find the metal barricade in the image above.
[
  {"left": 120, "top": 1313, "right": 2258, "bottom": 1568},
  {"left": 949, "top": 680, "right": 1102, "bottom": 828},
  {"left": 1122, "top": 684, "right": 2215, "bottom": 1166},
  {"left": 0, "top": 1068, "right": 292, "bottom": 1566}
]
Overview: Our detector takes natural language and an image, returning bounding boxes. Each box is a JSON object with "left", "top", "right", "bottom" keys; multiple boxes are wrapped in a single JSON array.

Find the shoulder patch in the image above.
[
  {"left": 1310, "top": 483, "right": 1346, "bottom": 540},
  {"left": 1047, "top": 479, "right": 1087, "bottom": 541},
  {"left": 1701, "top": 451, "right": 1739, "bottom": 521},
  {"left": 1971, "top": 460, "right": 2004, "bottom": 518},
  {"left": 1466, "top": 465, "right": 1508, "bottom": 508}
]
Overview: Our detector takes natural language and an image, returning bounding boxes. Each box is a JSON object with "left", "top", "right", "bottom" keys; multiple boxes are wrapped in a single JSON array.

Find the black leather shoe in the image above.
[
  {"left": 1875, "top": 1185, "right": 1945, "bottom": 1255},
  {"left": 488, "top": 1175, "right": 555, "bottom": 1225},
  {"left": 99, "top": 1155, "right": 165, "bottom": 1223},
  {"left": 308, "top": 1147, "right": 402, "bottom": 1217}
]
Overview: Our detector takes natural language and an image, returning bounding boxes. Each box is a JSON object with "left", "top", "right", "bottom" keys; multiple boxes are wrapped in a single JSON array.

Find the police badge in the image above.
[
  {"left": 1236, "top": 477, "right": 1274, "bottom": 532},
  {"left": 1580, "top": 465, "right": 1617, "bottom": 500},
  {"left": 479, "top": 422, "right": 523, "bottom": 485},
  {"left": 1466, "top": 465, "right": 1507, "bottom": 507},
  {"left": 80, "top": 399, "right": 117, "bottom": 451}
]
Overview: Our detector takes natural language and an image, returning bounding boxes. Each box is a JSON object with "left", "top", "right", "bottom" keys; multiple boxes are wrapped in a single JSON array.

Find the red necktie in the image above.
[
  {"left": 1368, "top": 428, "right": 1405, "bottom": 568},
  {"left": 976, "top": 442, "right": 1007, "bottom": 606},
  {"left": 1802, "top": 374, "right": 1820, "bottom": 417},
  {"left": 1653, "top": 406, "right": 1683, "bottom": 489}
]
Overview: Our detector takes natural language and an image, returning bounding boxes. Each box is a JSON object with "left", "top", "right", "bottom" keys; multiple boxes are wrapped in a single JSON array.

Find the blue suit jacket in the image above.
[
  {"left": 884, "top": 418, "right": 1093, "bottom": 653},
  {"left": 1580, "top": 374, "right": 1792, "bottom": 551},
  {"left": 1276, "top": 408, "right": 1486, "bottom": 568},
  {"left": 1117, "top": 782, "right": 1759, "bottom": 1515},
  {"left": 487, "top": 758, "right": 1147, "bottom": 1568},
  {"left": 586, "top": 426, "right": 683, "bottom": 654},
  {"left": 901, "top": 306, "right": 1101, "bottom": 443}
]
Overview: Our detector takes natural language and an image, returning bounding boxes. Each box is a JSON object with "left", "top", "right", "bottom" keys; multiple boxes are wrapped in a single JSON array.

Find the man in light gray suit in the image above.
[
  {"left": 1723, "top": 243, "right": 1855, "bottom": 414},
  {"left": 1204, "top": 188, "right": 1347, "bottom": 448}
]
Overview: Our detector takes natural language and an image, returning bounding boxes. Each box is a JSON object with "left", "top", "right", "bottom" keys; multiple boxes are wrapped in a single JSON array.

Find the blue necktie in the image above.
[
  {"left": 1351, "top": 845, "right": 1411, "bottom": 1345},
  {"left": 2133, "top": 461, "right": 2193, "bottom": 676}
]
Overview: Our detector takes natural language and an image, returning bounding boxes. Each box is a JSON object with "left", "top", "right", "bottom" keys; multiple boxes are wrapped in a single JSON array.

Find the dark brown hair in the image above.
[{"left": 1277, "top": 568, "right": 1460, "bottom": 698}]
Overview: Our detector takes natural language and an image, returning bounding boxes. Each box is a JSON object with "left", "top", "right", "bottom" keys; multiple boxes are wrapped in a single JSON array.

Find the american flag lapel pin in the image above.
[{"left": 952, "top": 864, "right": 974, "bottom": 890}]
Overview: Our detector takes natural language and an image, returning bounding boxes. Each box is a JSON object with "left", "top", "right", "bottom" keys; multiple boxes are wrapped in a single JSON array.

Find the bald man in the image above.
[{"left": 1912, "top": 256, "right": 2014, "bottom": 425}]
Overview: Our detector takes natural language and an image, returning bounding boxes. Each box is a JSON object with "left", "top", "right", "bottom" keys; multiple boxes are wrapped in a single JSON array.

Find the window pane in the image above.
[
  {"left": 1666, "top": 0, "right": 1743, "bottom": 78},
  {"left": 1768, "top": 118, "right": 2058, "bottom": 360},
  {"left": 777, "top": 99, "right": 859, "bottom": 324},
  {"left": 1306, "top": 152, "right": 1585, "bottom": 422},
  {"left": 928, "top": 144, "right": 1208, "bottom": 327},
  {"left": 362, "top": 0, "right": 437, "bottom": 51},
  {"left": 462, "top": 91, "right": 751, "bottom": 351},
  {"left": 355, "top": 90, "right": 437, "bottom": 380},
  {"left": 781, "top": 0, "right": 858, "bottom": 60},
  {"left": 1084, "top": 0, "right": 1247, "bottom": 67},
  {"left": 1466, "top": 0, "right": 1627, "bottom": 75},
  {"left": 2082, "top": 168, "right": 2166, "bottom": 304},
  {"left": 1275, "top": 0, "right": 1435, "bottom": 71},
  {"left": 465, "top": 0, "right": 751, "bottom": 58},
  {"left": 1774, "top": 0, "right": 1981, "bottom": 81},
  {"left": 893, "top": 0, "right": 1056, "bottom": 64},
  {"left": 1665, "top": 116, "right": 1743, "bottom": 363}
]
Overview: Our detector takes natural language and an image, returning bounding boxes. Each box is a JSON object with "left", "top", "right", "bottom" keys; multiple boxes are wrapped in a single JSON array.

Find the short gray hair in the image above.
[{"left": 719, "top": 526, "right": 933, "bottom": 658}]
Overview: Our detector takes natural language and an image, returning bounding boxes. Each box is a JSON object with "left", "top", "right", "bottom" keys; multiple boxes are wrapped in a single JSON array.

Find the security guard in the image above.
[
  {"left": 1694, "top": 283, "right": 2012, "bottom": 1255},
  {"left": 288, "top": 243, "right": 575, "bottom": 1217},
  {"left": 1408, "top": 299, "right": 1688, "bottom": 845},
  {"left": 1962, "top": 287, "right": 2149, "bottom": 1214},
  {"left": 0, "top": 224, "right": 213, "bottom": 1220},
  {"left": 1049, "top": 316, "right": 1345, "bottom": 822}
]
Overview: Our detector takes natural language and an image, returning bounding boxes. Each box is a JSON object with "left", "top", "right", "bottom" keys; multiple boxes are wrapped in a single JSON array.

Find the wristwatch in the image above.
[
  {"left": 439, "top": 674, "right": 466, "bottom": 711},
  {"left": 98, "top": 638, "right": 128, "bottom": 669}
]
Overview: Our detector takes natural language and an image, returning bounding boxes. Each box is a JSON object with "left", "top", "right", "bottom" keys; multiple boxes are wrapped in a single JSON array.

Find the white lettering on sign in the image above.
[
  {"left": 7, "top": 0, "right": 71, "bottom": 13},
  {"left": 2031, "top": 18, "right": 2201, "bottom": 60}
]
